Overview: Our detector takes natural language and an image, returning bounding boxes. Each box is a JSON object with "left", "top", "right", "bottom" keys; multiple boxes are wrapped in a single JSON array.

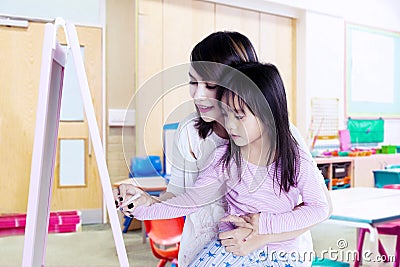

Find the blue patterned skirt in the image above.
[{"left": 187, "top": 240, "right": 310, "bottom": 267}]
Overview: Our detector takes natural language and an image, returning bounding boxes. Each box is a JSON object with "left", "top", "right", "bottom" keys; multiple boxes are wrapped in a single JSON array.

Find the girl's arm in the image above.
[
  {"left": 218, "top": 201, "right": 314, "bottom": 255},
  {"left": 219, "top": 154, "right": 333, "bottom": 256},
  {"left": 257, "top": 155, "right": 332, "bottom": 234},
  {"left": 222, "top": 152, "right": 332, "bottom": 237},
  {"left": 131, "top": 182, "right": 224, "bottom": 220},
  {"left": 219, "top": 214, "right": 311, "bottom": 256},
  {"left": 129, "top": 147, "right": 227, "bottom": 220},
  {"left": 223, "top": 181, "right": 332, "bottom": 236}
]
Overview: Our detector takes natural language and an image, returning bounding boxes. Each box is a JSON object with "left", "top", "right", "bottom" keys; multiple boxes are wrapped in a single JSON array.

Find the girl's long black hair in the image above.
[
  {"left": 190, "top": 31, "right": 258, "bottom": 139},
  {"left": 220, "top": 62, "right": 299, "bottom": 193}
]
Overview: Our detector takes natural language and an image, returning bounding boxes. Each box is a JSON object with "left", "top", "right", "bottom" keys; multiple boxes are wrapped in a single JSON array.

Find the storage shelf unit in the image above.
[
  {"left": 315, "top": 157, "right": 353, "bottom": 190},
  {"left": 314, "top": 154, "right": 400, "bottom": 189}
]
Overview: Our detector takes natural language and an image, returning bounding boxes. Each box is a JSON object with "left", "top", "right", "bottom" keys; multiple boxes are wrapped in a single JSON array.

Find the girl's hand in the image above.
[
  {"left": 218, "top": 213, "right": 260, "bottom": 256},
  {"left": 113, "top": 184, "right": 158, "bottom": 217}
]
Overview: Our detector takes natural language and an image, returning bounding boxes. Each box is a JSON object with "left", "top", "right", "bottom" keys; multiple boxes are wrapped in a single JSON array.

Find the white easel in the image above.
[{"left": 22, "top": 18, "right": 129, "bottom": 267}]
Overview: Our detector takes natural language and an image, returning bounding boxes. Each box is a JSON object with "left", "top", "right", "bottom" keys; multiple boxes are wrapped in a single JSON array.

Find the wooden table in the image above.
[{"left": 113, "top": 176, "right": 167, "bottom": 192}]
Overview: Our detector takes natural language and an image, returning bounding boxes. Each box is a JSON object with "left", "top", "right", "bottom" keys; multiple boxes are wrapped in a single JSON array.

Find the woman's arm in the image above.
[
  {"left": 165, "top": 121, "right": 189, "bottom": 196},
  {"left": 165, "top": 115, "right": 201, "bottom": 197},
  {"left": 218, "top": 202, "right": 312, "bottom": 256}
]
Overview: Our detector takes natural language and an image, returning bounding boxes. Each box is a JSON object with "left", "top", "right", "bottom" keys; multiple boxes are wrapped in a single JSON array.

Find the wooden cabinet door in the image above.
[
  {"left": 353, "top": 154, "right": 400, "bottom": 187},
  {"left": 137, "top": 0, "right": 296, "bottom": 157},
  {"left": 0, "top": 22, "right": 103, "bottom": 222}
]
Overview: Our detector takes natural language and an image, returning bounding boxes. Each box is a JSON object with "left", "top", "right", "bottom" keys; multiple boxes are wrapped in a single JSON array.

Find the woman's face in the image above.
[{"left": 188, "top": 66, "right": 222, "bottom": 123}]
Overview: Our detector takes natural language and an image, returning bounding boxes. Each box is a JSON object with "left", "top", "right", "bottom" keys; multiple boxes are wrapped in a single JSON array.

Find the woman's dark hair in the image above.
[
  {"left": 190, "top": 31, "right": 258, "bottom": 139},
  {"left": 221, "top": 62, "right": 299, "bottom": 193}
]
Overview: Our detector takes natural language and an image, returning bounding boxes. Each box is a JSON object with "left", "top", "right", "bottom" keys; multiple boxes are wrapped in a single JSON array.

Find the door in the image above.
[{"left": 0, "top": 22, "right": 103, "bottom": 223}]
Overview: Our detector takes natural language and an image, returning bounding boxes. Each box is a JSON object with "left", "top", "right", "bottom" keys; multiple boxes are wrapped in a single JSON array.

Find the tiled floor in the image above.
[
  {"left": 0, "top": 222, "right": 397, "bottom": 266},
  {"left": 0, "top": 224, "right": 159, "bottom": 267}
]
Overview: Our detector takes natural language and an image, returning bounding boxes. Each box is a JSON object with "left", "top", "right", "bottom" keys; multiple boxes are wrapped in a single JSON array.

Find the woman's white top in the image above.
[{"left": 166, "top": 113, "right": 228, "bottom": 267}]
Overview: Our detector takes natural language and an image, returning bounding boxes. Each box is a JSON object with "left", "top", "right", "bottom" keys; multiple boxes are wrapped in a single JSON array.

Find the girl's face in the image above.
[
  {"left": 188, "top": 66, "right": 222, "bottom": 123},
  {"left": 221, "top": 93, "right": 264, "bottom": 147}
]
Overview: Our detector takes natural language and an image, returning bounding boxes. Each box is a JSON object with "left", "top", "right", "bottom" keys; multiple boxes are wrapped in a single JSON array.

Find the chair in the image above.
[
  {"left": 384, "top": 184, "right": 400, "bottom": 190},
  {"left": 122, "top": 123, "right": 179, "bottom": 234},
  {"left": 373, "top": 169, "right": 400, "bottom": 188},
  {"left": 143, "top": 217, "right": 184, "bottom": 267},
  {"left": 354, "top": 170, "right": 400, "bottom": 267}
]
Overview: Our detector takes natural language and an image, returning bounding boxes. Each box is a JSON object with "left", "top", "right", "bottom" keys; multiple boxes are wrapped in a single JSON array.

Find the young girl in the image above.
[{"left": 126, "top": 62, "right": 331, "bottom": 266}]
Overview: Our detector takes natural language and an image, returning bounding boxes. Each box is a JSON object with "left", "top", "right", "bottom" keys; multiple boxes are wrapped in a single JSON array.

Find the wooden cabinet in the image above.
[
  {"left": 352, "top": 154, "right": 400, "bottom": 187},
  {"left": 315, "top": 154, "right": 400, "bottom": 189}
]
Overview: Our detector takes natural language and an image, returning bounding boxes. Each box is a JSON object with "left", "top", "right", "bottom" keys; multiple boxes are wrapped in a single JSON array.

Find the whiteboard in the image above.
[
  {"left": 345, "top": 23, "right": 400, "bottom": 118},
  {"left": 22, "top": 20, "right": 129, "bottom": 267}
]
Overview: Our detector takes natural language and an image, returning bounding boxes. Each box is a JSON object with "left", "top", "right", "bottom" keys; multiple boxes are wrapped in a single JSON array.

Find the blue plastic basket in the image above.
[
  {"left": 332, "top": 183, "right": 351, "bottom": 190},
  {"left": 312, "top": 257, "right": 350, "bottom": 266}
]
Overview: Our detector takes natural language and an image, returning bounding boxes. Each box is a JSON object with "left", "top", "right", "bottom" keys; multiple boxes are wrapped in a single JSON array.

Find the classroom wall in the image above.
[
  {"left": 213, "top": 0, "right": 400, "bottom": 146},
  {"left": 2, "top": 0, "right": 400, "bottom": 168},
  {"left": 135, "top": 0, "right": 296, "bottom": 158},
  {"left": 299, "top": 0, "right": 400, "bottom": 146},
  {"left": 105, "top": 0, "right": 136, "bottom": 182},
  {"left": 302, "top": 12, "right": 345, "bottom": 141},
  {"left": 0, "top": 0, "right": 104, "bottom": 26},
  {"left": 1, "top": 0, "right": 136, "bottom": 182}
]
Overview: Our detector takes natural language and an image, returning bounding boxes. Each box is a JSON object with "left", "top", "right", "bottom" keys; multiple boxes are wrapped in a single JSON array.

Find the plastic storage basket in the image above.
[{"left": 373, "top": 169, "right": 400, "bottom": 188}]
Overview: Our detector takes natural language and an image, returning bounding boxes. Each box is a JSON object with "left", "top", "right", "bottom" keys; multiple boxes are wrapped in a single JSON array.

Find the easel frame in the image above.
[{"left": 22, "top": 19, "right": 129, "bottom": 267}]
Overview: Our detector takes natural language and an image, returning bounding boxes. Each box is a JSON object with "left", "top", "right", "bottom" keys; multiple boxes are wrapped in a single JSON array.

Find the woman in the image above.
[
  {"left": 114, "top": 32, "right": 331, "bottom": 266},
  {"left": 127, "top": 62, "right": 332, "bottom": 266},
  {"left": 115, "top": 31, "right": 258, "bottom": 266}
]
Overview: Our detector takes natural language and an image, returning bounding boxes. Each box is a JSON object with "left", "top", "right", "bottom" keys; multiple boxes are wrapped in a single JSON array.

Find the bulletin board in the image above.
[{"left": 345, "top": 23, "right": 400, "bottom": 118}]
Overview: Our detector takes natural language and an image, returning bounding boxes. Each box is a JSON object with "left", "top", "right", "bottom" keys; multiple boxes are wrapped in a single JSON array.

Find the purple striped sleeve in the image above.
[
  {"left": 258, "top": 156, "right": 330, "bottom": 234},
  {"left": 133, "top": 147, "right": 227, "bottom": 220}
]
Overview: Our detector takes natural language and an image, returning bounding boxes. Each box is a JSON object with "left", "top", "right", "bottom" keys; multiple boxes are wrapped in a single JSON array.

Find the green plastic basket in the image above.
[
  {"left": 348, "top": 119, "right": 384, "bottom": 143},
  {"left": 382, "top": 145, "right": 397, "bottom": 154}
]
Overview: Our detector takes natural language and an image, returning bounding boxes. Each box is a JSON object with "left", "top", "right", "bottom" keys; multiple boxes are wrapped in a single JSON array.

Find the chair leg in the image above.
[
  {"left": 157, "top": 259, "right": 168, "bottom": 267},
  {"left": 378, "top": 239, "right": 389, "bottom": 262},
  {"left": 355, "top": 228, "right": 367, "bottom": 267},
  {"left": 394, "top": 234, "right": 400, "bottom": 267},
  {"left": 171, "top": 258, "right": 179, "bottom": 267},
  {"left": 122, "top": 216, "right": 133, "bottom": 233}
]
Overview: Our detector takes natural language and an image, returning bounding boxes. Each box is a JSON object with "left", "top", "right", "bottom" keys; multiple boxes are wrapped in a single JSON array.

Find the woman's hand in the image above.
[
  {"left": 112, "top": 184, "right": 159, "bottom": 217},
  {"left": 218, "top": 213, "right": 260, "bottom": 256}
]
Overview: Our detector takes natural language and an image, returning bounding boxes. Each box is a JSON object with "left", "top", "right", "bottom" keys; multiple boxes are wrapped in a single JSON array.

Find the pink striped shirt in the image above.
[{"left": 133, "top": 145, "right": 329, "bottom": 237}]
